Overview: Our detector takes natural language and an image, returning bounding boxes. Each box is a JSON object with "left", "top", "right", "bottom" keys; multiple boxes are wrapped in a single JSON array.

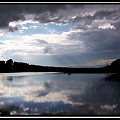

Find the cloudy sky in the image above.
[{"left": 0, "top": 4, "right": 120, "bottom": 67}]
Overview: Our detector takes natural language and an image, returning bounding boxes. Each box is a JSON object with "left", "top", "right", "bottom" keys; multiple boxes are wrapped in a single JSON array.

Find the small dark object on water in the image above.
[{"left": 68, "top": 72, "right": 71, "bottom": 75}]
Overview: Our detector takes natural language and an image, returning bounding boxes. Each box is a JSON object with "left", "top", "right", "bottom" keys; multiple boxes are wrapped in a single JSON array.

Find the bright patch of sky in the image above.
[
  {"left": 0, "top": 22, "right": 70, "bottom": 42},
  {"left": 47, "top": 23, "right": 70, "bottom": 34},
  {"left": 18, "top": 22, "right": 70, "bottom": 35}
]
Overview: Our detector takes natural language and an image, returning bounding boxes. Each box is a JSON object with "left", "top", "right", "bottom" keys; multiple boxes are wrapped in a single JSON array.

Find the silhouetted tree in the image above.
[
  {"left": 5, "top": 59, "right": 14, "bottom": 72},
  {"left": 0, "top": 61, "right": 5, "bottom": 66},
  {"left": 6, "top": 59, "right": 13, "bottom": 66}
]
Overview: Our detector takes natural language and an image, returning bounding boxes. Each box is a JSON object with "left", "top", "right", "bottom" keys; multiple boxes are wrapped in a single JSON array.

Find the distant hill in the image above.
[{"left": 110, "top": 59, "right": 120, "bottom": 67}]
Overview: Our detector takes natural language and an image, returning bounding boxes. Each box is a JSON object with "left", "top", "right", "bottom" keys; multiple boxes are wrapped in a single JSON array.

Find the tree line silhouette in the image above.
[{"left": 0, "top": 59, "right": 120, "bottom": 74}]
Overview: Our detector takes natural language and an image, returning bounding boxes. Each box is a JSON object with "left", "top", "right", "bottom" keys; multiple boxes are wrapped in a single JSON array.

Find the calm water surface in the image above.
[{"left": 0, "top": 72, "right": 120, "bottom": 115}]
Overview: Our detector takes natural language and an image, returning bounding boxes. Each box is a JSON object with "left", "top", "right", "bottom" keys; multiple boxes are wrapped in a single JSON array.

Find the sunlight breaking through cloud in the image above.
[{"left": 0, "top": 4, "right": 119, "bottom": 66}]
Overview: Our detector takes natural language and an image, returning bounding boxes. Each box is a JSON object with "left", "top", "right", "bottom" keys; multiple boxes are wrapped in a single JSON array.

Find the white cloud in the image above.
[
  {"left": 101, "top": 104, "right": 118, "bottom": 111},
  {"left": 29, "top": 25, "right": 38, "bottom": 29},
  {"left": 20, "top": 30, "right": 86, "bottom": 55},
  {"left": 0, "top": 39, "right": 44, "bottom": 58},
  {"left": 0, "top": 30, "right": 7, "bottom": 36},
  {"left": 21, "top": 26, "right": 28, "bottom": 30},
  {"left": 18, "top": 26, "right": 28, "bottom": 33},
  {"left": 79, "top": 59, "right": 116, "bottom": 67},
  {"left": 22, "top": 34, "right": 67, "bottom": 44},
  {"left": 0, "top": 32, "right": 5, "bottom": 36},
  {"left": 64, "top": 28, "right": 85, "bottom": 35},
  {"left": 98, "top": 23, "right": 115, "bottom": 30},
  {"left": 0, "top": 28, "right": 86, "bottom": 62},
  {"left": 9, "top": 20, "right": 39, "bottom": 28}
]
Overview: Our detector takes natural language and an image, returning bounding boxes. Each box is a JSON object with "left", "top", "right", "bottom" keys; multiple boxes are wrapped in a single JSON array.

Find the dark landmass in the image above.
[
  {"left": 105, "top": 73, "right": 120, "bottom": 82},
  {"left": 0, "top": 59, "right": 120, "bottom": 74}
]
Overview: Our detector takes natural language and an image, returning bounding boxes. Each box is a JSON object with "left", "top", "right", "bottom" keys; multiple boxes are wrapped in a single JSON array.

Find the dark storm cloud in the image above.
[
  {"left": 0, "top": 5, "right": 25, "bottom": 28},
  {"left": 0, "top": 4, "right": 119, "bottom": 32},
  {"left": 0, "top": 4, "right": 72, "bottom": 29},
  {"left": 82, "top": 30, "right": 120, "bottom": 51},
  {"left": 71, "top": 8, "right": 120, "bottom": 30},
  {"left": 68, "top": 28, "right": 120, "bottom": 52},
  {"left": 65, "top": 5, "right": 120, "bottom": 59},
  {"left": 93, "top": 10, "right": 120, "bottom": 20}
]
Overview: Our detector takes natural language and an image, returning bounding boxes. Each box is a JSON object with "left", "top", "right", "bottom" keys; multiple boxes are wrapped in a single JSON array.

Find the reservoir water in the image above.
[{"left": 0, "top": 72, "right": 120, "bottom": 116}]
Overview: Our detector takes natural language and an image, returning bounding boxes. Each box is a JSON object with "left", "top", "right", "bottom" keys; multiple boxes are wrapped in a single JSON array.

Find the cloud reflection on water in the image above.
[{"left": 0, "top": 73, "right": 120, "bottom": 115}]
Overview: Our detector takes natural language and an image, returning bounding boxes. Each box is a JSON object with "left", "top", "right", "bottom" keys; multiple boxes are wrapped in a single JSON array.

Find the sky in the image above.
[{"left": 0, "top": 4, "right": 120, "bottom": 67}]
